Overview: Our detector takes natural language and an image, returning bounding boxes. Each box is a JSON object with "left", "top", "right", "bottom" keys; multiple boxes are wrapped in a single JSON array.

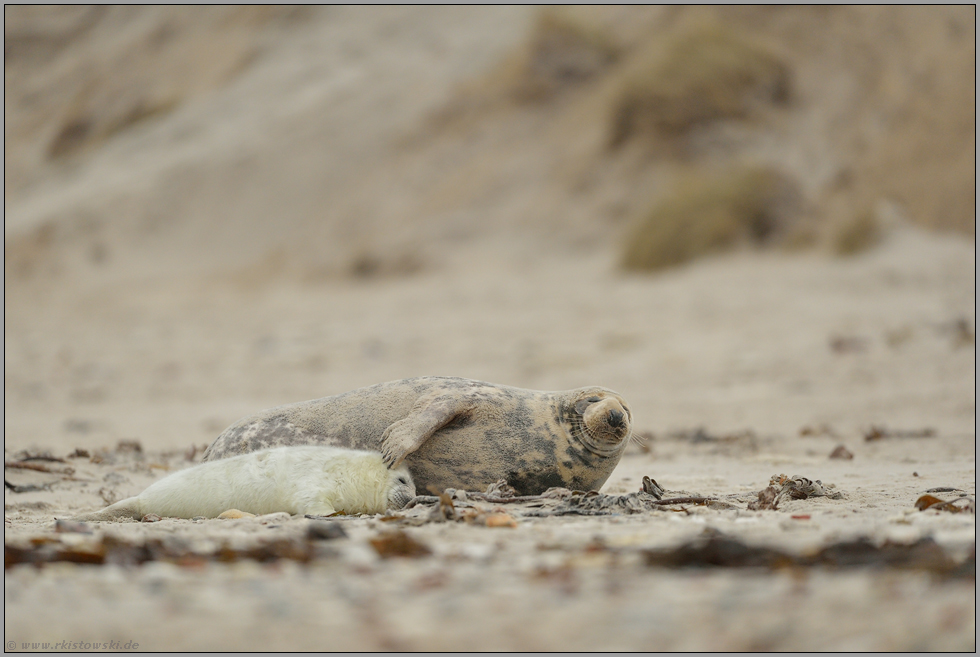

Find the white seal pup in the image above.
[
  {"left": 71, "top": 445, "right": 415, "bottom": 521},
  {"left": 202, "top": 377, "right": 634, "bottom": 496}
]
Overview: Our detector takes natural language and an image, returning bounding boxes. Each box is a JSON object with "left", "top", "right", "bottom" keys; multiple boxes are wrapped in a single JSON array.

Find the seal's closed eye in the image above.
[{"left": 574, "top": 397, "right": 603, "bottom": 414}]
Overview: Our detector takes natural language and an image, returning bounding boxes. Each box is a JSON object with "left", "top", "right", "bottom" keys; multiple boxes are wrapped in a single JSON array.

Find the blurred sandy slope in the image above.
[{"left": 3, "top": 6, "right": 975, "bottom": 453}]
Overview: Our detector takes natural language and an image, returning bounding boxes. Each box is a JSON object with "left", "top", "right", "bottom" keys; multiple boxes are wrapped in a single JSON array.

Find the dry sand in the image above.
[{"left": 4, "top": 6, "right": 976, "bottom": 652}]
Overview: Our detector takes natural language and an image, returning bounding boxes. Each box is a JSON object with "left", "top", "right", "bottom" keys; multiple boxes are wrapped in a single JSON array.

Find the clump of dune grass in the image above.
[
  {"left": 609, "top": 24, "right": 790, "bottom": 148},
  {"left": 512, "top": 9, "right": 621, "bottom": 102},
  {"left": 48, "top": 95, "right": 179, "bottom": 159},
  {"left": 621, "top": 165, "right": 800, "bottom": 272},
  {"left": 832, "top": 209, "right": 882, "bottom": 256}
]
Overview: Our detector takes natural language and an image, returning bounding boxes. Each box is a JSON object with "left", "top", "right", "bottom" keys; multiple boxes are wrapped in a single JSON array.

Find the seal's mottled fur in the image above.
[
  {"left": 203, "top": 377, "right": 633, "bottom": 495},
  {"left": 72, "top": 445, "right": 415, "bottom": 521}
]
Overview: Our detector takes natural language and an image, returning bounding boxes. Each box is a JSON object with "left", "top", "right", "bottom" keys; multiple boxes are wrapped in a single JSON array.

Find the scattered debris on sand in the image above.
[
  {"left": 799, "top": 424, "right": 840, "bottom": 438},
  {"left": 864, "top": 426, "right": 936, "bottom": 441},
  {"left": 829, "top": 334, "right": 869, "bottom": 354},
  {"left": 306, "top": 520, "right": 348, "bottom": 541},
  {"left": 915, "top": 494, "right": 975, "bottom": 514},
  {"left": 4, "top": 459, "right": 75, "bottom": 476},
  {"left": 748, "top": 474, "right": 844, "bottom": 510},
  {"left": 9, "top": 525, "right": 972, "bottom": 580},
  {"left": 641, "top": 475, "right": 665, "bottom": 499},
  {"left": 369, "top": 530, "right": 432, "bottom": 559},
  {"left": 643, "top": 532, "right": 974, "bottom": 579},
  {"left": 5, "top": 533, "right": 321, "bottom": 568},
  {"left": 748, "top": 486, "right": 780, "bottom": 511}
]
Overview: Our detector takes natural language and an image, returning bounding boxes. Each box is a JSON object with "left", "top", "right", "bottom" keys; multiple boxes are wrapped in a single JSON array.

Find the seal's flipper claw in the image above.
[
  {"left": 380, "top": 393, "right": 474, "bottom": 471},
  {"left": 380, "top": 424, "right": 410, "bottom": 469}
]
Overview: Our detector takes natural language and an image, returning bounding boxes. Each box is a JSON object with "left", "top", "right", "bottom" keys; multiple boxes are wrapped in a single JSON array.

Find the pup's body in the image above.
[{"left": 71, "top": 445, "right": 415, "bottom": 521}]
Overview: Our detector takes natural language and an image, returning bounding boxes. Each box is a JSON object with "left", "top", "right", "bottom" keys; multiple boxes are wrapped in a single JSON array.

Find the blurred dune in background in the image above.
[
  {"left": 3, "top": 5, "right": 975, "bottom": 451},
  {"left": 5, "top": 6, "right": 974, "bottom": 281}
]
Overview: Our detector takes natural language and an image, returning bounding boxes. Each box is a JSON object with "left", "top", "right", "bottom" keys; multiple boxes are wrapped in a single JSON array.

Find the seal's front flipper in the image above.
[{"left": 380, "top": 393, "right": 475, "bottom": 468}]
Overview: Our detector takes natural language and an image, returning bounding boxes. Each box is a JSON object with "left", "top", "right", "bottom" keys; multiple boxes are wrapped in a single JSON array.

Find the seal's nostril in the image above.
[{"left": 608, "top": 410, "right": 624, "bottom": 427}]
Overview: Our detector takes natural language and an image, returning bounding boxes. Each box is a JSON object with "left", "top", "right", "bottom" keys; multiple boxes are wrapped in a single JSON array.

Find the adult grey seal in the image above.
[
  {"left": 71, "top": 445, "right": 416, "bottom": 521},
  {"left": 203, "top": 377, "right": 634, "bottom": 496}
]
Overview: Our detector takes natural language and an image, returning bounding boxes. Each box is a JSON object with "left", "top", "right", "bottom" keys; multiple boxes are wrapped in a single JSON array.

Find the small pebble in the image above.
[
  {"left": 259, "top": 512, "right": 291, "bottom": 524},
  {"left": 217, "top": 509, "right": 255, "bottom": 519},
  {"left": 485, "top": 513, "right": 517, "bottom": 528},
  {"left": 54, "top": 519, "right": 93, "bottom": 534}
]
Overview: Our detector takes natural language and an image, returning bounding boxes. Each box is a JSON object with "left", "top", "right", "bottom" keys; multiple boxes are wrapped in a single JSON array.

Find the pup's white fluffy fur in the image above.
[{"left": 72, "top": 445, "right": 415, "bottom": 521}]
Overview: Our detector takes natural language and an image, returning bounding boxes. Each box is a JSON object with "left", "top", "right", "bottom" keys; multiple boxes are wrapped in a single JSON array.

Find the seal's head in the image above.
[
  {"left": 564, "top": 387, "right": 633, "bottom": 458},
  {"left": 386, "top": 465, "right": 417, "bottom": 509}
]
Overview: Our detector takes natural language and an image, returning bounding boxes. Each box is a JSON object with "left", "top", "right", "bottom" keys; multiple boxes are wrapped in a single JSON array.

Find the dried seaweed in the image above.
[
  {"left": 645, "top": 533, "right": 793, "bottom": 569},
  {"left": 828, "top": 444, "right": 854, "bottom": 460},
  {"left": 7, "top": 526, "right": 972, "bottom": 577},
  {"left": 403, "top": 478, "right": 717, "bottom": 519},
  {"left": 4, "top": 479, "right": 52, "bottom": 493},
  {"left": 4, "top": 461, "right": 75, "bottom": 476},
  {"left": 412, "top": 481, "right": 575, "bottom": 506},
  {"left": 799, "top": 424, "right": 839, "bottom": 438},
  {"left": 483, "top": 480, "right": 518, "bottom": 498},
  {"left": 748, "top": 474, "right": 843, "bottom": 510},
  {"left": 641, "top": 476, "right": 665, "bottom": 499},
  {"left": 864, "top": 425, "right": 936, "bottom": 441},
  {"left": 770, "top": 474, "right": 842, "bottom": 499},
  {"left": 812, "top": 537, "right": 971, "bottom": 577},
  {"left": 748, "top": 486, "right": 780, "bottom": 510},
  {"left": 666, "top": 427, "right": 758, "bottom": 445},
  {"left": 5, "top": 533, "right": 320, "bottom": 569},
  {"left": 9, "top": 450, "right": 64, "bottom": 462},
  {"left": 915, "top": 494, "right": 975, "bottom": 514},
  {"left": 523, "top": 490, "right": 715, "bottom": 517},
  {"left": 644, "top": 533, "right": 974, "bottom": 578},
  {"left": 116, "top": 439, "right": 144, "bottom": 453}
]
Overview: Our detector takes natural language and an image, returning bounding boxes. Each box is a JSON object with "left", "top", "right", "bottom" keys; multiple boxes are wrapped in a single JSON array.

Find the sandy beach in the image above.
[{"left": 5, "top": 6, "right": 975, "bottom": 651}]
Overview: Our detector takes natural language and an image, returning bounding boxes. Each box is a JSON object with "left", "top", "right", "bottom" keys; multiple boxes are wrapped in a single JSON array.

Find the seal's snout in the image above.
[
  {"left": 579, "top": 396, "right": 632, "bottom": 455},
  {"left": 388, "top": 469, "right": 417, "bottom": 509}
]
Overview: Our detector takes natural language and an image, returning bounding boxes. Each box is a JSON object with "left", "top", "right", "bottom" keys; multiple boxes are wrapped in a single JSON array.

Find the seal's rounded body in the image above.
[
  {"left": 203, "top": 377, "right": 633, "bottom": 496},
  {"left": 72, "top": 445, "right": 415, "bottom": 521}
]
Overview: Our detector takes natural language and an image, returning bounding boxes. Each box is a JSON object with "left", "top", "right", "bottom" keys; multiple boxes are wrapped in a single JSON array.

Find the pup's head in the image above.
[{"left": 387, "top": 464, "right": 417, "bottom": 509}]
